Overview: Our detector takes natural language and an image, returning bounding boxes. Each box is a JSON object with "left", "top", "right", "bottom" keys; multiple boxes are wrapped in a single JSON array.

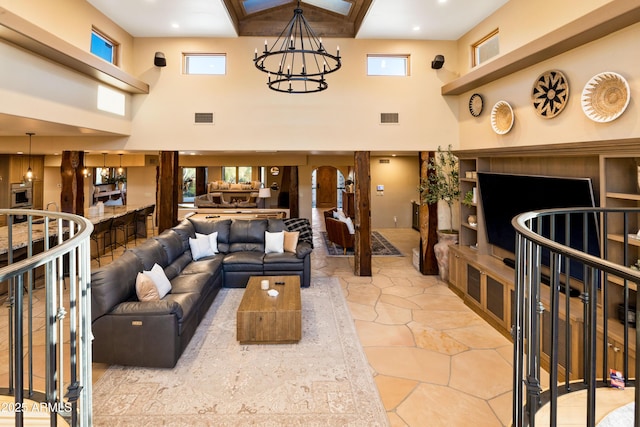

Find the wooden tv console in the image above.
[{"left": 450, "top": 142, "right": 638, "bottom": 381}]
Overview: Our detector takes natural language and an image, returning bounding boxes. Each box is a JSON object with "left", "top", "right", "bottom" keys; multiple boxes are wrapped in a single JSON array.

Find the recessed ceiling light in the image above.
[
  {"left": 17, "top": 151, "right": 23, "bottom": 155},
  {"left": 438, "top": 0, "right": 447, "bottom": 4},
  {"left": 412, "top": 26, "right": 420, "bottom": 31},
  {"left": 171, "top": 23, "right": 180, "bottom": 29}
]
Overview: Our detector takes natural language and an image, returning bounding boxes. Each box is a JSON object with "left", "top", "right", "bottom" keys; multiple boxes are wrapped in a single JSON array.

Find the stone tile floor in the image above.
[{"left": 309, "top": 209, "right": 514, "bottom": 426}]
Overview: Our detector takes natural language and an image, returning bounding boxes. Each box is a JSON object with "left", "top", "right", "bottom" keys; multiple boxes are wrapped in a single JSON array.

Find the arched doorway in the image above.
[{"left": 312, "top": 166, "right": 345, "bottom": 209}]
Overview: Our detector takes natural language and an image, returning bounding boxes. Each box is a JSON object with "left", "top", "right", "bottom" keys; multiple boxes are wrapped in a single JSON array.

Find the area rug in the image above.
[
  {"left": 92, "top": 277, "right": 389, "bottom": 427},
  {"left": 321, "top": 230, "right": 403, "bottom": 257}
]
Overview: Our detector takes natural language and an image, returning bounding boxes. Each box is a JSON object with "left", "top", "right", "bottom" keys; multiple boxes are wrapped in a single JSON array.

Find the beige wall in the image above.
[
  {"left": 456, "top": 0, "right": 612, "bottom": 76},
  {"left": 126, "top": 36, "right": 459, "bottom": 152},
  {"left": 458, "top": 21, "right": 640, "bottom": 150},
  {"left": 0, "top": 0, "right": 135, "bottom": 72},
  {"left": 370, "top": 156, "right": 421, "bottom": 229}
]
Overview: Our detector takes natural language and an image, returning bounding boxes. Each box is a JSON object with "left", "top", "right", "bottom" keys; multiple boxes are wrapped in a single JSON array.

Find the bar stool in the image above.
[
  {"left": 135, "top": 205, "right": 156, "bottom": 242},
  {"left": 91, "top": 217, "right": 113, "bottom": 266},
  {"left": 110, "top": 211, "right": 136, "bottom": 252}
]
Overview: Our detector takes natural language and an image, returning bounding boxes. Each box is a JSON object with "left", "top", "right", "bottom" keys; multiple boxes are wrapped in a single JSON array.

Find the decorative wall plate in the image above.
[
  {"left": 469, "top": 93, "right": 483, "bottom": 117},
  {"left": 532, "top": 70, "right": 569, "bottom": 118},
  {"left": 581, "top": 71, "right": 630, "bottom": 123},
  {"left": 491, "top": 101, "right": 514, "bottom": 135}
]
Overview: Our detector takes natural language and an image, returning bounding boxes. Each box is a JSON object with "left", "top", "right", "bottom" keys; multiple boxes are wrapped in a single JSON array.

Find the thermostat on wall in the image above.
[{"left": 376, "top": 185, "right": 384, "bottom": 191}]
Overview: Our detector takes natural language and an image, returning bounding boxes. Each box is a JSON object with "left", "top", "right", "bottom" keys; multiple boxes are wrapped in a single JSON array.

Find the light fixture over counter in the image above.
[
  {"left": 253, "top": 1, "right": 341, "bottom": 94},
  {"left": 25, "top": 132, "right": 34, "bottom": 182}
]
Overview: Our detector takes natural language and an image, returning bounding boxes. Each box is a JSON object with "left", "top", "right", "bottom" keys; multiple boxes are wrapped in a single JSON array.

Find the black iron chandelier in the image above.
[{"left": 253, "top": 1, "right": 341, "bottom": 94}]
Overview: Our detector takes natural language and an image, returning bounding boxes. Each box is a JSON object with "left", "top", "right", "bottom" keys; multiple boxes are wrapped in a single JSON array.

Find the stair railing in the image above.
[
  {"left": 512, "top": 207, "right": 640, "bottom": 427},
  {"left": 0, "top": 209, "right": 93, "bottom": 427}
]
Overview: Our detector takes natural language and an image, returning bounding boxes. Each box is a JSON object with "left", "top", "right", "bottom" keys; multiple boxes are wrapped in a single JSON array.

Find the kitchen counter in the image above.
[
  {"left": 84, "top": 203, "right": 154, "bottom": 224},
  {"left": 0, "top": 204, "right": 154, "bottom": 256}
]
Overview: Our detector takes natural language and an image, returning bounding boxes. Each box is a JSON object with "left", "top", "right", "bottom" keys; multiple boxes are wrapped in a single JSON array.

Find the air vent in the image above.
[
  {"left": 379, "top": 159, "right": 390, "bottom": 164},
  {"left": 380, "top": 113, "right": 399, "bottom": 124},
  {"left": 194, "top": 112, "right": 214, "bottom": 124}
]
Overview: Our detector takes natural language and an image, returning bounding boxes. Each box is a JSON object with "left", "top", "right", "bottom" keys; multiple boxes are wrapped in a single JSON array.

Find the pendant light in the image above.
[
  {"left": 117, "top": 154, "right": 124, "bottom": 175},
  {"left": 25, "top": 132, "right": 34, "bottom": 182},
  {"left": 82, "top": 152, "right": 91, "bottom": 178},
  {"left": 101, "top": 152, "right": 109, "bottom": 177}
]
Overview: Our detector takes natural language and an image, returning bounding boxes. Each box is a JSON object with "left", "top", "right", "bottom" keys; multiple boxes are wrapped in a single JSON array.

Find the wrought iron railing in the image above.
[
  {"left": 0, "top": 209, "right": 93, "bottom": 426},
  {"left": 512, "top": 207, "right": 640, "bottom": 427}
]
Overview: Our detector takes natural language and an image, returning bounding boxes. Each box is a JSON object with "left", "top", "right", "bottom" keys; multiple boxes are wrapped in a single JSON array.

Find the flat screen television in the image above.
[{"left": 476, "top": 172, "right": 600, "bottom": 283}]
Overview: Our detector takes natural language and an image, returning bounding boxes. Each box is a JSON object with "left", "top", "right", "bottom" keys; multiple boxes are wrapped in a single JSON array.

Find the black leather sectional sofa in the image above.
[{"left": 90, "top": 216, "right": 313, "bottom": 368}]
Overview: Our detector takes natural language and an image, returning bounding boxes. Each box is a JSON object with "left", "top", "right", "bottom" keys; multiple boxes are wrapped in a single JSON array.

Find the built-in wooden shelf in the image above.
[
  {"left": 442, "top": 0, "right": 640, "bottom": 96},
  {"left": 0, "top": 7, "right": 149, "bottom": 94}
]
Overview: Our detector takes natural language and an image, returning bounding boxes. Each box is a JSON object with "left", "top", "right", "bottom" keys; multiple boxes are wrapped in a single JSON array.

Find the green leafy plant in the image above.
[
  {"left": 418, "top": 144, "right": 460, "bottom": 232},
  {"left": 462, "top": 190, "right": 474, "bottom": 207}
]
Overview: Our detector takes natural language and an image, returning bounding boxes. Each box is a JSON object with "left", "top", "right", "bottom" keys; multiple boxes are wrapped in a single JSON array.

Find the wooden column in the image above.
[
  {"left": 419, "top": 151, "right": 439, "bottom": 275},
  {"left": 60, "top": 151, "right": 84, "bottom": 215},
  {"left": 195, "top": 167, "right": 207, "bottom": 195},
  {"left": 354, "top": 151, "right": 371, "bottom": 276},
  {"left": 288, "top": 166, "right": 299, "bottom": 218},
  {"left": 158, "top": 151, "right": 179, "bottom": 233}
]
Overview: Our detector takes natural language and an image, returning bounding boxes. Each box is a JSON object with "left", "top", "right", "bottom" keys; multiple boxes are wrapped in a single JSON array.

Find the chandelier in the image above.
[{"left": 253, "top": 1, "right": 341, "bottom": 94}]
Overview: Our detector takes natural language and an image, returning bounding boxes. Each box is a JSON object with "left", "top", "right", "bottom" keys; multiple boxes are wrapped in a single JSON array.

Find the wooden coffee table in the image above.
[{"left": 236, "top": 275, "right": 301, "bottom": 344}]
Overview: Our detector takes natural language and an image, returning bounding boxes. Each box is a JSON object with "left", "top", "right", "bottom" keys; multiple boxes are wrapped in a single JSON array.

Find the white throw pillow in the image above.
[
  {"left": 265, "top": 231, "right": 285, "bottom": 254},
  {"left": 190, "top": 234, "right": 214, "bottom": 261},
  {"left": 142, "top": 263, "right": 172, "bottom": 299},
  {"left": 342, "top": 217, "right": 356, "bottom": 234},
  {"left": 196, "top": 231, "right": 219, "bottom": 254},
  {"left": 336, "top": 208, "right": 347, "bottom": 219}
]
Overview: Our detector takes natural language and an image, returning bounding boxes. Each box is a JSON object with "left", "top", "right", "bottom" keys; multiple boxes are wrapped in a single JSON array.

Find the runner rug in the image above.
[
  {"left": 92, "top": 277, "right": 389, "bottom": 426},
  {"left": 321, "top": 230, "right": 403, "bottom": 256}
]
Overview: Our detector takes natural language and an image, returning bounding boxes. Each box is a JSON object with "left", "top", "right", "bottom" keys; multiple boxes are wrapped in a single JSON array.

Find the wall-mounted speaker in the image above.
[
  {"left": 154, "top": 52, "right": 166, "bottom": 67},
  {"left": 431, "top": 54, "right": 445, "bottom": 70}
]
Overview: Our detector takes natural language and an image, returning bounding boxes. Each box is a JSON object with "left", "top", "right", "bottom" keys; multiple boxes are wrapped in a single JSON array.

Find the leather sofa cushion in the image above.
[
  {"left": 182, "top": 254, "right": 224, "bottom": 275},
  {"left": 189, "top": 219, "right": 232, "bottom": 253},
  {"left": 169, "top": 273, "right": 211, "bottom": 295},
  {"left": 267, "top": 218, "right": 287, "bottom": 232},
  {"left": 154, "top": 230, "right": 185, "bottom": 264},
  {"left": 163, "top": 292, "right": 200, "bottom": 326},
  {"left": 171, "top": 220, "right": 196, "bottom": 252},
  {"left": 163, "top": 253, "right": 192, "bottom": 279},
  {"left": 223, "top": 251, "right": 264, "bottom": 271},
  {"left": 91, "top": 251, "right": 143, "bottom": 322},
  {"left": 296, "top": 241, "right": 313, "bottom": 259},
  {"left": 110, "top": 299, "right": 183, "bottom": 319},
  {"left": 229, "top": 219, "right": 267, "bottom": 252},
  {"left": 263, "top": 252, "right": 304, "bottom": 265},
  {"left": 130, "top": 238, "right": 168, "bottom": 270}
]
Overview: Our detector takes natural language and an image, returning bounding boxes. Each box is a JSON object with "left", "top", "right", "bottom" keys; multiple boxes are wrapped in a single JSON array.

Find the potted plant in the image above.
[
  {"left": 418, "top": 145, "right": 460, "bottom": 281},
  {"left": 418, "top": 144, "right": 460, "bottom": 233}
]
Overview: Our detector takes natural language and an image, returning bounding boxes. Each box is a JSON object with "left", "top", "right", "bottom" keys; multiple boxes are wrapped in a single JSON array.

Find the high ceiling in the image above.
[
  {"left": 87, "top": 0, "right": 509, "bottom": 40},
  {"left": 0, "top": 0, "right": 510, "bottom": 151}
]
